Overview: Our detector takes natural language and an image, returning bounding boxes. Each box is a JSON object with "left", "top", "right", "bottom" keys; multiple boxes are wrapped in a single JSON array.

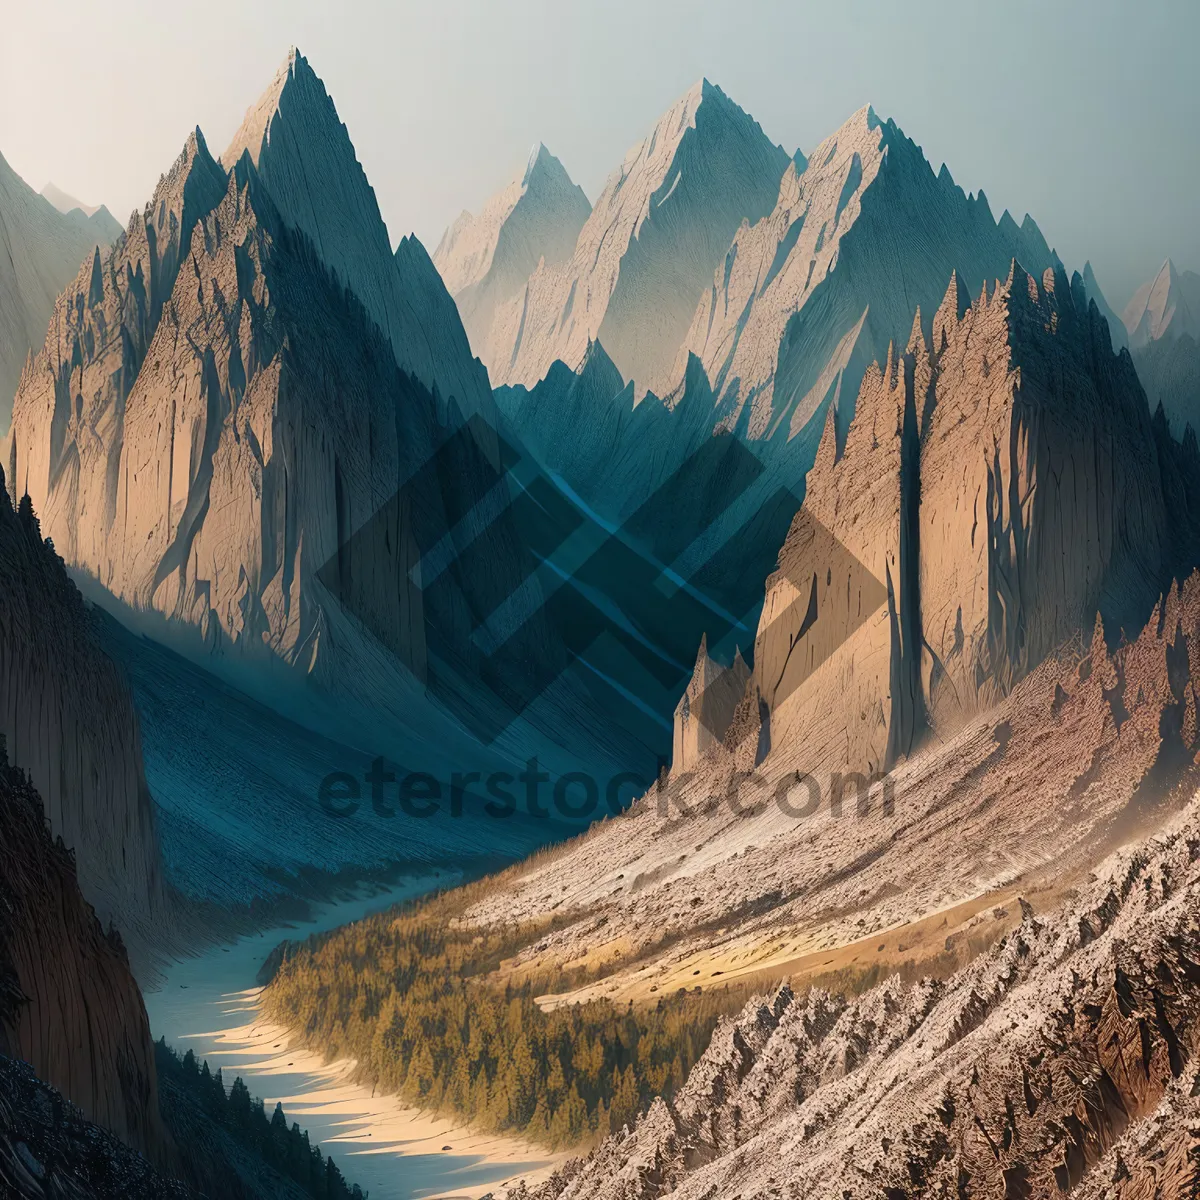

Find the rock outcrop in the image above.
[
  {"left": 0, "top": 755, "right": 165, "bottom": 1159},
  {"left": 221, "top": 47, "right": 492, "bottom": 420},
  {"left": 671, "top": 637, "right": 749, "bottom": 775},
  {"left": 0, "top": 476, "right": 165, "bottom": 948},
  {"left": 0, "top": 151, "right": 122, "bottom": 428},
  {"left": 434, "top": 143, "right": 591, "bottom": 357},
  {"left": 484, "top": 80, "right": 790, "bottom": 396},
  {"left": 752, "top": 264, "right": 1197, "bottom": 775}
]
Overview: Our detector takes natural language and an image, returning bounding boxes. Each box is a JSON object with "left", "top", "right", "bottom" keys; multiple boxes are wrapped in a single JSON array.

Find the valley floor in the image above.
[{"left": 144, "top": 878, "right": 566, "bottom": 1200}]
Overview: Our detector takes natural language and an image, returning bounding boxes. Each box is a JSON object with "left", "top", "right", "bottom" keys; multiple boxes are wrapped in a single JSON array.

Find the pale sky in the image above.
[{"left": 3, "top": 0, "right": 1196, "bottom": 308}]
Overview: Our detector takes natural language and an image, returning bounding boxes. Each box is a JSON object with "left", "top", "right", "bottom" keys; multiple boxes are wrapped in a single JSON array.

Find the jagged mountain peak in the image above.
[
  {"left": 1124, "top": 256, "right": 1200, "bottom": 348},
  {"left": 433, "top": 140, "right": 590, "bottom": 328},
  {"left": 670, "top": 104, "right": 1061, "bottom": 447},
  {"left": 221, "top": 46, "right": 320, "bottom": 169},
  {"left": 483, "top": 78, "right": 789, "bottom": 393},
  {"left": 217, "top": 47, "right": 491, "bottom": 415}
]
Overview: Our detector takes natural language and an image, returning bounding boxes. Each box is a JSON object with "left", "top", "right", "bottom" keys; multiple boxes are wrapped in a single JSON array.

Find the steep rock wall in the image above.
[
  {"left": 0, "top": 480, "right": 165, "bottom": 943},
  {"left": 0, "top": 758, "right": 164, "bottom": 1158}
]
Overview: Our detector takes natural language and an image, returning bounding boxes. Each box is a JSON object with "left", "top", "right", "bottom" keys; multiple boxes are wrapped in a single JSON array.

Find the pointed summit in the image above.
[
  {"left": 222, "top": 48, "right": 491, "bottom": 416},
  {"left": 1123, "top": 257, "right": 1200, "bottom": 348},
  {"left": 667, "top": 104, "right": 1060, "bottom": 454},
  {"left": 484, "top": 79, "right": 790, "bottom": 394},
  {"left": 0, "top": 149, "right": 134, "bottom": 427},
  {"left": 433, "top": 141, "right": 590, "bottom": 354}
]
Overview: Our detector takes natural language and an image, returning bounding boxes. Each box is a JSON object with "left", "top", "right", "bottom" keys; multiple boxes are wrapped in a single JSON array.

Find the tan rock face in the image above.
[
  {"left": 747, "top": 264, "right": 1193, "bottom": 776},
  {"left": 671, "top": 637, "right": 749, "bottom": 776},
  {"left": 222, "top": 49, "right": 493, "bottom": 422},
  {"left": 6, "top": 131, "right": 522, "bottom": 697}
]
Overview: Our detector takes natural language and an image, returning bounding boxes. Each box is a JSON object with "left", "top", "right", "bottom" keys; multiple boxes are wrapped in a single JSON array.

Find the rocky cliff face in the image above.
[
  {"left": 752, "top": 264, "right": 1196, "bottom": 774},
  {"left": 484, "top": 80, "right": 790, "bottom": 396},
  {"left": 669, "top": 106, "right": 1059, "bottom": 452},
  {"left": 5, "top": 94, "right": 529, "bottom": 713},
  {"left": 0, "top": 756, "right": 164, "bottom": 1159},
  {"left": 434, "top": 143, "right": 591, "bottom": 357},
  {"left": 0, "top": 475, "right": 165, "bottom": 948},
  {"left": 221, "top": 48, "right": 492, "bottom": 421},
  {"left": 0, "top": 151, "right": 122, "bottom": 429}
]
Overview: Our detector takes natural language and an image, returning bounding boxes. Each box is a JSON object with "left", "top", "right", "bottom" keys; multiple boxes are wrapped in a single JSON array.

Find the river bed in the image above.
[{"left": 143, "top": 876, "right": 564, "bottom": 1200}]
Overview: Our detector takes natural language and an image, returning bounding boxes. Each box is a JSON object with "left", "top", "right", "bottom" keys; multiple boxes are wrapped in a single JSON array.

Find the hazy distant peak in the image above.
[
  {"left": 1124, "top": 257, "right": 1200, "bottom": 348},
  {"left": 432, "top": 141, "right": 591, "bottom": 346},
  {"left": 41, "top": 181, "right": 99, "bottom": 218}
]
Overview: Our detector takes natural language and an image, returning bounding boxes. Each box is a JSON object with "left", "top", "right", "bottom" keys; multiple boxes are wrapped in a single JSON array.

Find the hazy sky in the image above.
[{"left": 3, "top": 0, "right": 1196, "bottom": 308}]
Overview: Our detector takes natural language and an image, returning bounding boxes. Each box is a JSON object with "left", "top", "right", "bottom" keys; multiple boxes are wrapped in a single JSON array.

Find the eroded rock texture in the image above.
[
  {"left": 518, "top": 794, "right": 1200, "bottom": 1199},
  {"left": 753, "top": 263, "right": 1200, "bottom": 777},
  {"left": 670, "top": 106, "right": 1057, "bottom": 449},
  {"left": 0, "top": 758, "right": 164, "bottom": 1159},
  {"left": 671, "top": 637, "right": 750, "bottom": 776},
  {"left": 0, "top": 476, "right": 165, "bottom": 945},
  {"left": 222, "top": 48, "right": 493, "bottom": 420},
  {"left": 5, "top": 118, "right": 525, "bottom": 701}
]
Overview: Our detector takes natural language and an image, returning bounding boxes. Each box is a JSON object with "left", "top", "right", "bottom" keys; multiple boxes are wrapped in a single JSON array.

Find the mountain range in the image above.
[
  {"left": 0, "top": 152, "right": 121, "bottom": 428},
  {"left": 4, "top": 41, "right": 1200, "bottom": 1200}
]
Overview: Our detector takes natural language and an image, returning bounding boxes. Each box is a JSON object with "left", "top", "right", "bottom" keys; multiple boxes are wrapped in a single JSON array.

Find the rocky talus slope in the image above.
[
  {"left": 0, "top": 472, "right": 165, "bottom": 949},
  {"left": 484, "top": 80, "right": 790, "bottom": 395},
  {"left": 0, "top": 755, "right": 165, "bottom": 1159},
  {"left": 455, "top": 267, "right": 1200, "bottom": 1062},
  {"left": 434, "top": 143, "right": 591, "bottom": 356},
  {"left": 0, "top": 151, "right": 121, "bottom": 427},
  {"left": 517, "top": 791, "right": 1200, "bottom": 1199}
]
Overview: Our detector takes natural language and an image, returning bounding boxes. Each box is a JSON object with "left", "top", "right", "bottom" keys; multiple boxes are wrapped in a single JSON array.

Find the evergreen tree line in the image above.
[
  {"left": 155, "top": 1039, "right": 366, "bottom": 1199},
  {"left": 260, "top": 898, "right": 754, "bottom": 1149}
]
